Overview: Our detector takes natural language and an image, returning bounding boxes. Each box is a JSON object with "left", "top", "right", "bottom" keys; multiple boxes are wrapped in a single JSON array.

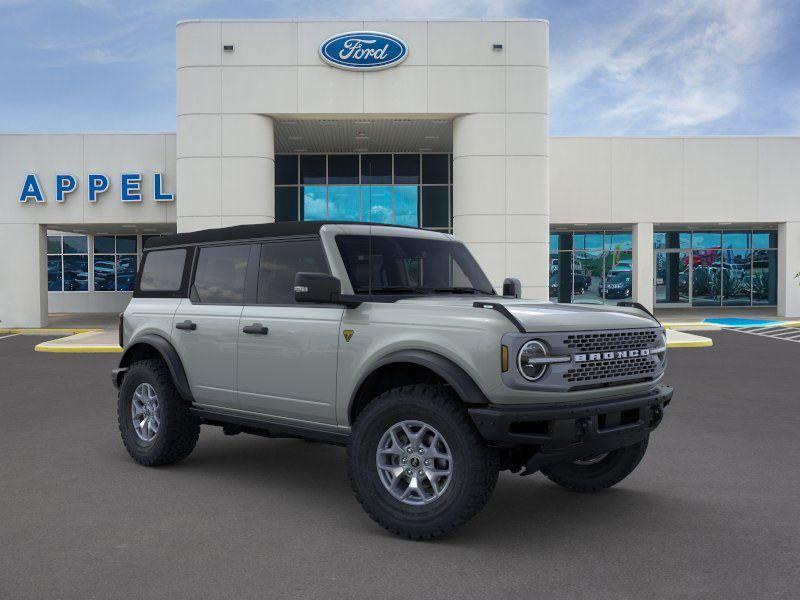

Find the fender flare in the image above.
[
  {"left": 349, "top": 349, "right": 490, "bottom": 419},
  {"left": 117, "top": 334, "right": 193, "bottom": 402}
]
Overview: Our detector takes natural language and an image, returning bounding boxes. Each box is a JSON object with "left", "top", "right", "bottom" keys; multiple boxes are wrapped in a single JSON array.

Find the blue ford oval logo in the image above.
[{"left": 319, "top": 31, "right": 408, "bottom": 71}]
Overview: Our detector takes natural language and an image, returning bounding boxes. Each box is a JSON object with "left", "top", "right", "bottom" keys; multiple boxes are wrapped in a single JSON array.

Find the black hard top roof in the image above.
[{"left": 144, "top": 221, "right": 420, "bottom": 250}]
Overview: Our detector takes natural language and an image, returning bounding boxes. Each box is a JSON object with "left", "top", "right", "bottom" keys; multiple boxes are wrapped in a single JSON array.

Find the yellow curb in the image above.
[
  {"left": 662, "top": 322, "right": 720, "bottom": 330},
  {"left": 34, "top": 343, "right": 122, "bottom": 353},
  {"left": 0, "top": 328, "right": 100, "bottom": 335},
  {"left": 666, "top": 338, "right": 714, "bottom": 348}
]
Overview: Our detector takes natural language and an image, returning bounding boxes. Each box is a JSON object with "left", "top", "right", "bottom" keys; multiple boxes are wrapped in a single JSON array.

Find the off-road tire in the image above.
[
  {"left": 347, "top": 384, "right": 499, "bottom": 540},
  {"left": 540, "top": 437, "right": 649, "bottom": 493},
  {"left": 117, "top": 359, "right": 200, "bottom": 466}
]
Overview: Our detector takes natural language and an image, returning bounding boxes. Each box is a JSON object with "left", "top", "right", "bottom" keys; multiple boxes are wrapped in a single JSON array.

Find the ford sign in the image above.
[{"left": 319, "top": 31, "right": 408, "bottom": 71}]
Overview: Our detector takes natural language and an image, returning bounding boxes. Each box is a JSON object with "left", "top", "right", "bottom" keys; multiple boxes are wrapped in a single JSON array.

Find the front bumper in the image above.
[{"left": 468, "top": 385, "right": 672, "bottom": 474}]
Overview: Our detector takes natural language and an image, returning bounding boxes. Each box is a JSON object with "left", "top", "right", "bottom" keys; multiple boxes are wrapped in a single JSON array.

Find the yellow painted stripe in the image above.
[
  {"left": 34, "top": 343, "right": 122, "bottom": 354},
  {"left": 0, "top": 328, "right": 100, "bottom": 335}
]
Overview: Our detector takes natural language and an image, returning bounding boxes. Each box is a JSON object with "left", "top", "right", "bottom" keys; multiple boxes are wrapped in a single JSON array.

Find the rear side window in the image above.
[
  {"left": 258, "top": 240, "right": 329, "bottom": 304},
  {"left": 139, "top": 249, "right": 187, "bottom": 292},
  {"left": 193, "top": 245, "right": 250, "bottom": 304}
]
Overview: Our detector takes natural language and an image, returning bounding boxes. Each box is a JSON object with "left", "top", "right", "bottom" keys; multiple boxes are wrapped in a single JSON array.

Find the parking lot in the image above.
[{"left": 1, "top": 330, "right": 799, "bottom": 599}]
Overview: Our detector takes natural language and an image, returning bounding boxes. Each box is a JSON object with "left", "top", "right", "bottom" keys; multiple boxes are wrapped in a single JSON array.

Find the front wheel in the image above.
[
  {"left": 540, "top": 437, "right": 649, "bottom": 493},
  {"left": 347, "top": 385, "right": 498, "bottom": 540}
]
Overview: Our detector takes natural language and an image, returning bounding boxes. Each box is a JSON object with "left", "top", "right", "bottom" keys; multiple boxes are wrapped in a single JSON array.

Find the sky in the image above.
[{"left": 0, "top": 0, "right": 798, "bottom": 135}]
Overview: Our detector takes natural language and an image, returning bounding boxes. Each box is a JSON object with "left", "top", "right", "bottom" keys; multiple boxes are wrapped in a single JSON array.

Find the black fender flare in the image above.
[
  {"left": 116, "top": 334, "right": 193, "bottom": 402},
  {"left": 349, "top": 349, "right": 490, "bottom": 420}
]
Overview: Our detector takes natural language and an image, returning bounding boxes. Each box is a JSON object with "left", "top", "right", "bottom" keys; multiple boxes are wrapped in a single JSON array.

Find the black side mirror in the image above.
[
  {"left": 294, "top": 272, "right": 342, "bottom": 304},
  {"left": 502, "top": 277, "right": 522, "bottom": 298}
]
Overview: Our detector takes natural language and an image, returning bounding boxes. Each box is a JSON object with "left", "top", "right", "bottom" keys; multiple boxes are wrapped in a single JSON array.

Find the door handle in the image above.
[
  {"left": 175, "top": 320, "right": 197, "bottom": 331},
  {"left": 242, "top": 323, "right": 269, "bottom": 335}
]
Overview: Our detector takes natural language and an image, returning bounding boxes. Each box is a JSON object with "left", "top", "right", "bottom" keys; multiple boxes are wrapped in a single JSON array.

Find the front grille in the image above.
[
  {"left": 563, "top": 329, "right": 659, "bottom": 353},
  {"left": 564, "top": 356, "right": 657, "bottom": 384}
]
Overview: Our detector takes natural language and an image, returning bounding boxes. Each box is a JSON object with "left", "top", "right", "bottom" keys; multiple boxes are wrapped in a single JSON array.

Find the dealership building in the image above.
[{"left": 1, "top": 18, "right": 799, "bottom": 327}]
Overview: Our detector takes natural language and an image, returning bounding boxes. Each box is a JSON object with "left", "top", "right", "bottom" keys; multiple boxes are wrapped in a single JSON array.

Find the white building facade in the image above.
[{"left": 0, "top": 19, "right": 798, "bottom": 327}]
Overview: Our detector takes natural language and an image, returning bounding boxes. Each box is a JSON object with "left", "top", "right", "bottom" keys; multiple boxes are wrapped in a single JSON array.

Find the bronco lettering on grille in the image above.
[{"left": 574, "top": 348, "right": 651, "bottom": 362}]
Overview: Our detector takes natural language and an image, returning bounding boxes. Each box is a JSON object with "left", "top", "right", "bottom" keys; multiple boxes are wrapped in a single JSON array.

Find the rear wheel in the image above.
[
  {"left": 347, "top": 384, "right": 498, "bottom": 540},
  {"left": 117, "top": 359, "right": 200, "bottom": 466},
  {"left": 540, "top": 437, "right": 649, "bottom": 493}
]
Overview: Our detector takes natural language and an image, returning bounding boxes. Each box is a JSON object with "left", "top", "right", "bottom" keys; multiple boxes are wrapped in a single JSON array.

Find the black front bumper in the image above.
[{"left": 468, "top": 385, "right": 672, "bottom": 473}]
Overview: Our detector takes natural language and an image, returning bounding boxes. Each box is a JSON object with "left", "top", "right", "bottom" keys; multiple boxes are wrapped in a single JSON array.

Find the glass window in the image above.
[
  {"left": 328, "top": 155, "right": 359, "bottom": 184},
  {"left": 257, "top": 240, "right": 329, "bottom": 305},
  {"left": 549, "top": 234, "right": 559, "bottom": 254},
  {"left": 722, "top": 249, "right": 751, "bottom": 306},
  {"left": 361, "top": 154, "right": 392, "bottom": 184},
  {"left": 327, "top": 186, "right": 360, "bottom": 221},
  {"left": 302, "top": 186, "right": 327, "bottom": 221},
  {"left": 300, "top": 155, "right": 325, "bottom": 184},
  {"left": 193, "top": 245, "right": 249, "bottom": 304},
  {"left": 362, "top": 186, "right": 392, "bottom": 223},
  {"left": 335, "top": 235, "right": 494, "bottom": 295},
  {"left": 48, "top": 256, "right": 62, "bottom": 291},
  {"left": 116, "top": 236, "right": 137, "bottom": 254},
  {"left": 605, "top": 250, "right": 633, "bottom": 305},
  {"left": 394, "top": 186, "right": 419, "bottom": 227},
  {"left": 63, "top": 235, "right": 88, "bottom": 254},
  {"left": 604, "top": 232, "right": 632, "bottom": 251},
  {"left": 573, "top": 233, "right": 603, "bottom": 251},
  {"left": 692, "top": 231, "right": 721, "bottom": 249},
  {"left": 421, "top": 154, "right": 448, "bottom": 184},
  {"left": 63, "top": 255, "right": 89, "bottom": 291},
  {"left": 94, "top": 236, "right": 115, "bottom": 254},
  {"left": 47, "top": 235, "right": 62, "bottom": 254},
  {"left": 722, "top": 231, "right": 750, "bottom": 249},
  {"left": 692, "top": 250, "right": 722, "bottom": 306},
  {"left": 573, "top": 250, "right": 603, "bottom": 303},
  {"left": 394, "top": 154, "right": 420, "bottom": 184},
  {"left": 275, "top": 155, "right": 298, "bottom": 185},
  {"left": 654, "top": 231, "right": 691, "bottom": 249},
  {"left": 140, "top": 248, "right": 186, "bottom": 292},
  {"left": 421, "top": 186, "right": 448, "bottom": 229},
  {"left": 655, "top": 251, "right": 690, "bottom": 305},
  {"left": 752, "top": 249, "right": 777, "bottom": 305},
  {"left": 275, "top": 187, "right": 298, "bottom": 222},
  {"left": 94, "top": 255, "right": 116, "bottom": 291},
  {"left": 117, "top": 256, "right": 137, "bottom": 292},
  {"left": 752, "top": 230, "right": 777, "bottom": 249}
]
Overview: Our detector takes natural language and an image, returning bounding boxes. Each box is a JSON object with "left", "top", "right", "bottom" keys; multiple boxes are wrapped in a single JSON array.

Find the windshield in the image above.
[{"left": 335, "top": 234, "right": 495, "bottom": 295}]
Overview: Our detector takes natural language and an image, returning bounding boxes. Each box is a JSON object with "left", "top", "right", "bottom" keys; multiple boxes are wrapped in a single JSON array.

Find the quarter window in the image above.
[
  {"left": 140, "top": 248, "right": 187, "bottom": 292},
  {"left": 257, "top": 240, "right": 329, "bottom": 305},
  {"left": 193, "top": 245, "right": 250, "bottom": 304}
]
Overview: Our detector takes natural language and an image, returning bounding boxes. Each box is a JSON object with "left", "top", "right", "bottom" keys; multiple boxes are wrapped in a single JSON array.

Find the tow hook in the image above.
[
  {"left": 650, "top": 405, "right": 664, "bottom": 426},
  {"left": 574, "top": 417, "right": 590, "bottom": 441}
]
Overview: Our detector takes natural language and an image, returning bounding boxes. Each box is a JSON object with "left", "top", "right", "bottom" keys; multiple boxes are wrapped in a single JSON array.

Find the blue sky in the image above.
[{"left": 1, "top": 0, "right": 798, "bottom": 135}]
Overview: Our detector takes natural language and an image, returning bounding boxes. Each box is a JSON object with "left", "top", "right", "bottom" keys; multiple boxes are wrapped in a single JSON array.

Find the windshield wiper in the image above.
[
  {"left": 353, "top": 286, "right": 429, "bottom": 295},
  {"left": 432, "top": 287, "right": 494, "bottom": 295}
]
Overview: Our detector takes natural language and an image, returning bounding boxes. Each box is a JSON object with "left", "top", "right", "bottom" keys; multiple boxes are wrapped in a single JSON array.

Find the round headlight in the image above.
[{"left": 517, "top": 340, "right": 549, "bottom": 381}]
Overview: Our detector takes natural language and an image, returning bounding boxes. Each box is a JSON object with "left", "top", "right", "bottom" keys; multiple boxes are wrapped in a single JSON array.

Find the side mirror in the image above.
[
  {"left": 294, "top": 272, "right": 342, "bottom": 304},
  {"left": 502, "top": 277, "right": 522, "bottom": 299}
]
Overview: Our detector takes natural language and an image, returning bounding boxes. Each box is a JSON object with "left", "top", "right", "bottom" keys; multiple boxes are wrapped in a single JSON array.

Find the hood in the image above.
[{"left": 395, "top": 296, "right": 658, "bottom": 332}]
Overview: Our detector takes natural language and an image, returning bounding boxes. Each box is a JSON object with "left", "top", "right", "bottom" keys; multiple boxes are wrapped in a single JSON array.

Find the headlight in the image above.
[{"left": 517, "top": 340, "right": 549, "bottom": 381}]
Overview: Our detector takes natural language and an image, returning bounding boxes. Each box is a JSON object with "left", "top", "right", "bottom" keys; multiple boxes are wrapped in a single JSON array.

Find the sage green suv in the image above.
[{"left": 113, "top": 222, "right": 672, "bottom": 539}]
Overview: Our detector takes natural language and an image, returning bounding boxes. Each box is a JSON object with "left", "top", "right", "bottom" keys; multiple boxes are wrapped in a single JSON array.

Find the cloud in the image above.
[{"left": 551, "top": 0, "right": 793, "bottom": 134}]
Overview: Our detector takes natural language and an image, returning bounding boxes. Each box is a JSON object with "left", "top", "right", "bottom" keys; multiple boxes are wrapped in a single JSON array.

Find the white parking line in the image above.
[
  {"left": 0, "top": 333, "right": 21, "bottom": 341},
  {"left": 726, "top": 326, "right": 800, "bottom": 343}
]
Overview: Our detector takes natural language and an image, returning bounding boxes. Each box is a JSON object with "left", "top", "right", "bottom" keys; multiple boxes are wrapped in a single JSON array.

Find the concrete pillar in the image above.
[
  {"left": 0, "top": 224, "right": 47, "bottom": 327},
  {"left": 177, "top": 114, "right": 275, "bottom": 233},
  {"left": 778, "top": 221, "right": 800, "bottom": 318},
  {"left": 453, "top": 113, "right": 549, "bottom": 299},
  {"left": 632, "top": 222, "right": 654, "bottom": 311}
]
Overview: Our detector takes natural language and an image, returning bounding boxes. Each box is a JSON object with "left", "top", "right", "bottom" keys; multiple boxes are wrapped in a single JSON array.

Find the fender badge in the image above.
[{"left": 343, "top": 329, "right": 355, "bottom": 342}]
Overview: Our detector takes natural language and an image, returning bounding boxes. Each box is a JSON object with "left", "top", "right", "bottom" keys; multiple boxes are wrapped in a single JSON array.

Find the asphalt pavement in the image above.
[{"left": 1, "top": 331, "right": 798, "bottom": 599}]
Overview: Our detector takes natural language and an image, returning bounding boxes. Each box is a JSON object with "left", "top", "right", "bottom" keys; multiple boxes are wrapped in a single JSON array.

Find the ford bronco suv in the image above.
[{"left": 113, "top": 222, "right": 671, "bottom": 539}]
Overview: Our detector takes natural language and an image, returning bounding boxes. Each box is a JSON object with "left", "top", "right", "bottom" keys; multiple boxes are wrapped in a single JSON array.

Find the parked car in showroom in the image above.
[
  {"left": 599, "top": 272, "right": 633, "bottom": 299},
  {"left": 112, "top": 222, "right": 671, "bottom": 539}
]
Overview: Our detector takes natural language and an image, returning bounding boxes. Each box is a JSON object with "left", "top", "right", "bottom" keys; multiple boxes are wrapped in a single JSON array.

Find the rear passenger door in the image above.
[
  {"left": 172, "top": 243, "right": 256, "bottom": 411},
  {"left": 237, "top": 238, "right": 343, "bottom": 425}
]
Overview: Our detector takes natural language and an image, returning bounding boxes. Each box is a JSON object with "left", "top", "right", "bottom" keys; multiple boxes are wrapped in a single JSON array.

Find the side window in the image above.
[
  {"left": 258, "top": 240, "right": 329, "bottom": 304},
  {"left": 193, "top": 245, "right": 250, "bottom": 304},
  {"left": 139, "top": 248, "right": 186, "bottom": 292}
]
